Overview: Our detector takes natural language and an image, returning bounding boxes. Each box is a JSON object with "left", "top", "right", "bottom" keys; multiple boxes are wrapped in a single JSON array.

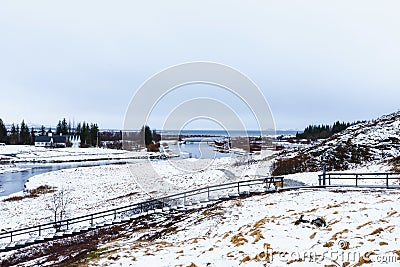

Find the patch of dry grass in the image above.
[
  {"left": 249, "top": 229, "right": 264, "bottom": 244},
  {"left": 356, "top": 221, "right": 372, "bottom": 230},
  {"left": 3, "top": 185, "right": 55, "bottom": 202},
  {"left": 231, "top": 233, "right": 248, "bottom": 247},
  {"left": 369, "top": 228, "right": 384, "bottom": 236}
]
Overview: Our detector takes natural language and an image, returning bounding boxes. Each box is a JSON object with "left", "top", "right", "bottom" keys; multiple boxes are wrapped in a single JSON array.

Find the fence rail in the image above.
[
  {"left": 318, "top": 172, "right": 400, "bottom": 188},
  {"left": 0, "top": 176, "right": 283, "bottom": 247}
]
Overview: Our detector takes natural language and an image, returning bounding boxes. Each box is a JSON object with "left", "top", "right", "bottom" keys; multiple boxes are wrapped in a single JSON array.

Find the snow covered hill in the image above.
[{"left": 273, "top": 111, "right": 400, "bottom": 174}]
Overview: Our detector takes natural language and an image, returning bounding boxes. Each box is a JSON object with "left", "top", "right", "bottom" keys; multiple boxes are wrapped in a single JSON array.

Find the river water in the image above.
[{"left": 0, "top": 160, "right": 133, "bottom": 197}]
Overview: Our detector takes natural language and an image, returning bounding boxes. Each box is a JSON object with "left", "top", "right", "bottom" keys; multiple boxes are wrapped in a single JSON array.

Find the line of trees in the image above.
[
  {"left": 296, "top": 121, "right": 357, "bottom": 140},
  {"left": 0, "top": 117, "right": 100, "bottom": 146},
  {"left": 0, "top": 119, "right": 36, "bottom": 145},
  {"left": 54, "top": 118, "right": 99, "bottom": 146},
  {"left": 76, "top": 122, "right": 99, "bottom": 147}
]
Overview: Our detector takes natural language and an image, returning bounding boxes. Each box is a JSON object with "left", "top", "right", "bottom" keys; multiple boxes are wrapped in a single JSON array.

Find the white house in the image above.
[{"left": 35, "top": 133, "right": 81, "bottom": 148}]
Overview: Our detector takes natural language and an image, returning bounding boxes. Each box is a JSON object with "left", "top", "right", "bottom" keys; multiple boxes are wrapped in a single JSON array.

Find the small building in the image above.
[{"left": 34, "top": 133, "right": 81, "bottom": 148}]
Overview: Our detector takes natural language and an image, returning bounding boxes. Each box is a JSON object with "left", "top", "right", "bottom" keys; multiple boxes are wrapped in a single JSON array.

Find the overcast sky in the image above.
[{"left": 1, "top": 1, "right": 399, "bottom": 131}]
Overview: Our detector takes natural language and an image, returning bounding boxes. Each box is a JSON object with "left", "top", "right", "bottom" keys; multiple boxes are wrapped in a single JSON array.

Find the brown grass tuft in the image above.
[
  {"left": 331, "top": 229, "right": 349, "bottom": 240},
  {"left": 253, "top": 218, "right": 267, "bottom": 229},
  {"left": 249, "top": 229, "right": 264, "bottom": 244},
  {"left": 353, "top": 252, "right": 374, "bottom": 266},
  {"left": 240, "top": 256, "right": 251, "bottom": 263},
  {"left": 231, "top": 233, "right": 248, "bottom": 247},
  {"left": 387, "top": 211, "right": 398, "bottom": 217},
  {"left": 356, "top": 221, "right": 372, "bottom": 230},
  {"left": 3, "top": 196, "right": 25, "bottom": 202},
  {"left": 323, "top": 242, "right": 334, "bottom": 248},
  {"left": 253, "top": 251, "right": 266, "bottom": 262},
  {"left": 369, "top": 228, "right": 384, "bottom": 236},
  {"left": 309, "top": 232, "right": 317, "bottom": 239},
  {"left": 287, "top": 258, "right": 303, "bottom": 264}
]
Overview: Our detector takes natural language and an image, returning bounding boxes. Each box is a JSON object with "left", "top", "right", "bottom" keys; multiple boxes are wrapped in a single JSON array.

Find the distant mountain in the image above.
[{"left": 272, "top": 111, "right": 400, "bottom": 175}]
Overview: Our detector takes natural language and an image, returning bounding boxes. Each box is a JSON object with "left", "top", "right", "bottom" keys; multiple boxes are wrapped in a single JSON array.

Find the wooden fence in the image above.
[{"left": 318, "top": 172, "right": 400, "bottom": 188}]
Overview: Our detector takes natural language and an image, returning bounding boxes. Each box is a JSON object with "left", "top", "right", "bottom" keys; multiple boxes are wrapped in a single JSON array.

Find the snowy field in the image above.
[
  {"left": 0, "top": 145, "right": 157, "bottom": 163},
  {"left": 84, "top": 188, "right": 400, "bottom": 267}
]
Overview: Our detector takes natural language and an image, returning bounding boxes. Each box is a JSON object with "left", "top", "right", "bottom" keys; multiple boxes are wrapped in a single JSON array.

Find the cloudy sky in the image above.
[{"left": 1, "top": 1, "right": 399, "bottom": 131}]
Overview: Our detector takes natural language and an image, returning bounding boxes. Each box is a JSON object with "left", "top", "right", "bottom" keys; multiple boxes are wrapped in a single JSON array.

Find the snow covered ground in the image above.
[
  {"left": 2, "top": 145, "right": 399, "bottom": 266},
  {"left": 285, "top": 163, "right": 397, "bottom": 187},
  {"left": 85, "top": 188, "right": 400, "bottom": 267},
  {"left": 0, "top": 145, "right": 159, "bottom": 163},
  {"left": 0, "top": 149, "right": 276, "bottom": 232},
  {"left": 0, "top": 165, "right": 30, "bottom": 175}
]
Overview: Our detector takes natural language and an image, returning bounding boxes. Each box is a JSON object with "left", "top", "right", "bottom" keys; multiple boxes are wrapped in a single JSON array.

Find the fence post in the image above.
[
  {"left": 91, "top": 215, "right": 93, "bottom": 226},
  {"left": 237, "top": 182, "right": 240, "bottom": 194},
  {"left": 114, "top": 210, "right": 117, "bottom": 220},
  {"left": 39, "top": 225, "right": 41, "bottom": 236},
  {"left": 322, "top": 166, "right": 326, "bottom": 186},
  {"left": 355, "top": 174, "right": 358, "bottom": 187},
  {"left": 207, "top": 187, "right": 210, "bottom": 200},
  {"left": 184, "top": 193, "right": 186, "bottom": 205},
  {"left": 329, "top": 174, "right": 331, "bottom": 185},
  {"left": 67, "top": 220, "right": 69, "bottom": 230},
  {"left": 10, "top": 231, "right": 12, "bottom": 243},
  {"left": 386, "top": 174, "right": 389, "bottom": 188}
]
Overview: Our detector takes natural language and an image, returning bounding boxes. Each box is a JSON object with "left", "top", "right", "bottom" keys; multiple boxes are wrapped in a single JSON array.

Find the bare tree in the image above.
[{"left": 48, "top": 187, "right": 70, "bottom": 230}]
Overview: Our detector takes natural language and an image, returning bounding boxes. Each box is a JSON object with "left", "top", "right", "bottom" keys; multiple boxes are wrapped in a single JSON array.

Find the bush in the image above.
[
  {"left": 272, "top": 154, "right": 314, "bottom": 176},
  {"left": 146, "top": 143, "right": 160, "bottom": 152}
]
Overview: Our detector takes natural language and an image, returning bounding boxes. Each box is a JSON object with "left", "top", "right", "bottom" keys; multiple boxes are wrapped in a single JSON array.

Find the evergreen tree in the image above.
[
  {"left": 61, "top": 118, "right": 68, "bottom": 135},
  {"left": 0, "top": 118, "right": 7, "bottom": 143},
  {"left": 20, "top": 120, "right": 30, "bottom": 145},
  {"left": 76, "top": 123, "right": 81, "bottom": 136},
  {"left": 30, "top": 127, "right": 35, "bottom": 145},
  {"left": 68, "top": 120, "right": 72, "bottom": 135},
  {"left": 40, "top": 125, "right": 46, "bottom": 136},
  {"left": 140, "top": 125, "right": 153, "bottom": 146},
  {"left": 9, "top": 123, "right": 18, "bottom": 144},
  {"left": 56, "top": 121, "right": 62, "bottom": 135},
  {"left": 90, "top": 123, "right": 99, "bottom": 147},
  {"left": 79, "top": 122, "right": 90, "bottom": 145}
]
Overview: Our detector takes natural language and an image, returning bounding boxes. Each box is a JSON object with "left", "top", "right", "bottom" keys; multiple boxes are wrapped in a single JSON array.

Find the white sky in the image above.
[{"left": 0, "top": 1, "right": 399, "bottom": 130}]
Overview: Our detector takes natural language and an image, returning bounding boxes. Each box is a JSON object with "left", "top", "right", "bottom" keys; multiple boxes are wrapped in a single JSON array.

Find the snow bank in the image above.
[{"left": 0, "top": 145, "right": 158, "bottom": 163}]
